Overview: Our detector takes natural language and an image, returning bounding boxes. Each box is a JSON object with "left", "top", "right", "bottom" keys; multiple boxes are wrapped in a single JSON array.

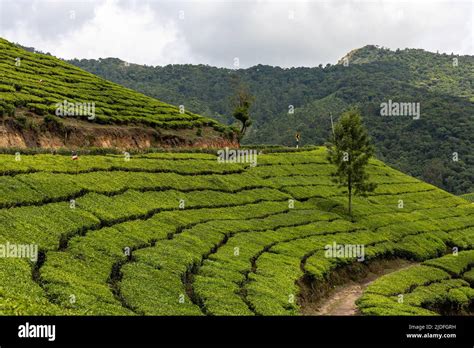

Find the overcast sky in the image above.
[{"left": 0, "top": 0, "right": 472, "bottom": 68}]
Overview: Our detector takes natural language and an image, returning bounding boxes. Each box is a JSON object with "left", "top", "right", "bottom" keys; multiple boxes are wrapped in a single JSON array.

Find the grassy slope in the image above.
[
  {"left": 0, "top": 148, "right": 472, "bottom": 315},
  {"left": 0, "top": 38, "right": 228, "bottom": 134}
]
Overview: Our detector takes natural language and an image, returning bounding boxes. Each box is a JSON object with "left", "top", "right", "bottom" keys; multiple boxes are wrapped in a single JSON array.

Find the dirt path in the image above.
[
  {"left": 312, "top": 279, "right": 371, "bottom": 315},
  {"left": 300, "top": 260, "right": 416, "bottom": 316}
]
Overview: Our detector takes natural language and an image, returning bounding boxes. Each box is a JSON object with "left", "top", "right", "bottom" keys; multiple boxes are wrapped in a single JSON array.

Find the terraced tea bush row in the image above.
[
  {"left": 0, "top": 258, "right": 68, "bottom": 315},
  {"left": 447, "top": 227, "right": 474, "bottom": 249},
  {"left": 250, "top": 163, "right": 335, "bottom": 178},
  {"left": 423, "top": 250, "right": 474, "bottom": 275},
  {"left": 76, "top": 188, "right": 289, "bottom": 223},
  {"left": 0, "top": 154, "right": 245, "bottom": 176},
  {"left": 461, "top": 193, "right": 474, "bottom": 202},
  {"left": 1, "top": 170, "right": 274, "bottom": 208},
  {"left": 358, "top": 251, "right": 474, "bottom": 315},
  {"left": 1, "top": 202, "right": 100, "bottom": 250}
]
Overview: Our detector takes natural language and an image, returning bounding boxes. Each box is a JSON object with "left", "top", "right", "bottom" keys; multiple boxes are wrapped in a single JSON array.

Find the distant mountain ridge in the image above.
[
  {"left": 338, "top": 45, "right": 473, "bottom": 100},
  {"left": 68, "top": 45, "right": 473, "bottom": 194}
]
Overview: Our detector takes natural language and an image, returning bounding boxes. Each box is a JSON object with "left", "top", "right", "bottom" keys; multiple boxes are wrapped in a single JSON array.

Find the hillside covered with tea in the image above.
[
  {"left": 0, "top": 38, "right": 235, "bottom": 149},
  {"left": 0, "top": 148, "right": 472, "bottom": 316}
]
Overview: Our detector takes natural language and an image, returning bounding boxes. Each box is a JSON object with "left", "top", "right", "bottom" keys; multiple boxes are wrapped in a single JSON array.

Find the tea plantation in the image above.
[
  {"left": 358, "top": 251, "right": 474, "bottom": 315},
  {"left": 0, "top": 38, "right": 226, "bottom": 132},
  {"left": 461, "top": 193, "right": 474, "bottom": 202},
  {"left": 0, "top": 147, "right": 472, "bottom": 315}
]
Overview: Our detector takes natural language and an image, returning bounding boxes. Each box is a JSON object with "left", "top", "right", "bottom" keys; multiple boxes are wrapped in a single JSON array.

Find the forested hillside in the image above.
[{"left": 69, "top": 46, "right": 473, "bottom": 195}]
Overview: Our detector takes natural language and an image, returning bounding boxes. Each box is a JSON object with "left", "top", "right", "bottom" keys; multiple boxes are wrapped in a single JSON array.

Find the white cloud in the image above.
[
  {"left": 0, "top": 0, "right": 472, "bottom": 67},
  {"left": 1, "top": 0, "right": 193, "bottom": 65},
  {"left": 58, "top": 0, "right": 192, "bottom": 65}
]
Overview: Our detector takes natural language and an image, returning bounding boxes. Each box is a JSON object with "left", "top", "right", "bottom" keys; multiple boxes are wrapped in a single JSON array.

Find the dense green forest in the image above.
[{"left": 69, "top": 46, "right": 473, "bottom": 194}]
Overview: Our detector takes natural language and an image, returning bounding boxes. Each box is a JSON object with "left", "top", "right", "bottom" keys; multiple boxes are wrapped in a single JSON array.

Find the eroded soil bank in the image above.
[
  {"left": 298, "top": 258, "right": 415, "bottom": 315},
  {"left": 0, "top": 113, "right": 238, "bottom": 149}
]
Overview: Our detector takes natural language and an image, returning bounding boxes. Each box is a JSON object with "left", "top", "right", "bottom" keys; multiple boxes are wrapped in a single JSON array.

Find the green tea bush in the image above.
[{"left": 0, "top": 148, "right": 472, "bottom": 316}]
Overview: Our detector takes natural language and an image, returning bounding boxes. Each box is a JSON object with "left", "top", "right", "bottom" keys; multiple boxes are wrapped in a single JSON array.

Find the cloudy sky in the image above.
[{"left": 0, "top": 0, "right": 472, "bottom": 68}]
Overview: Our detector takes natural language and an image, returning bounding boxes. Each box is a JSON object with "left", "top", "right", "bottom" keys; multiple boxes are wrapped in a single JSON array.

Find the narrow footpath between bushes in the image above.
[{"left": 299, "top": 259, "right": 417, "bottom": 315}]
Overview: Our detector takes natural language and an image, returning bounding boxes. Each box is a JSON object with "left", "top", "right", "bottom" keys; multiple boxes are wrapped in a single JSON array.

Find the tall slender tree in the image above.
[
  {"left": 230, "top": 75, "right": 254, "bottom": 140},
  {"left": 327, "top": 108, "right": 377, "bottom": 216}
]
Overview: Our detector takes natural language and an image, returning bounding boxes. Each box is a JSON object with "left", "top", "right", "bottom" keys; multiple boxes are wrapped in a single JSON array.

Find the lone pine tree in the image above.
[{"left": 327, "top": 109, "right": 377, "bottom": 216}]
